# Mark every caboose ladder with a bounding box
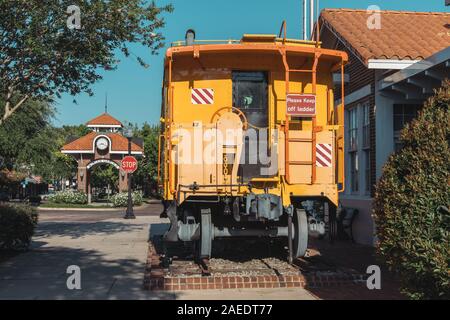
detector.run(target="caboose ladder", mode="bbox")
[280,48,321,185]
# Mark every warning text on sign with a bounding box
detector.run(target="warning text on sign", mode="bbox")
[286,94,316,117]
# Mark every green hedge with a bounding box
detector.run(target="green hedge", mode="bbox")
[373,80,450,300]
[109,191,143,207]
[0,204,38,250]
[47,190,88,204]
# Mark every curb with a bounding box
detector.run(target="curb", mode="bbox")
[147,200,163,204]
[37,200,161,212]
[37,207,123,212]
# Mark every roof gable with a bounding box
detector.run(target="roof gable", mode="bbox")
[86,113,123,127]
[61,132,143,154]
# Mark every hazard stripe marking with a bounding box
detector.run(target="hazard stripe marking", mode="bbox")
[316,144,332,167]
[191,88,214,104]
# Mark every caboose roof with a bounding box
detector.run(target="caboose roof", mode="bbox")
[166,40,348,68]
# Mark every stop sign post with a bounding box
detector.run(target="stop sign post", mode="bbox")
[121,156,138,174]
[122,155,137,220]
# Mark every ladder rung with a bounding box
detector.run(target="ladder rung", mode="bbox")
[289,161,313,166]
[289,69,313,73]
[288,138,312,142]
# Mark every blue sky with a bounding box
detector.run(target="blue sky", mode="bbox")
[54,0,449,127]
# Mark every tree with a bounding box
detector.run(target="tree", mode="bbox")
[132,122,159,196]
[373,80,450,299]
[48,151,77,182]
[0,96,88,184]
[0,0,173,125]
[0,97,55,171]
[90,164,119,192]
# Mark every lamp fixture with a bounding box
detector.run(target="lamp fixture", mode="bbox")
[123,127,133,139]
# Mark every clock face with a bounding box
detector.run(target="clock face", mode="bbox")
[96,137,109,151]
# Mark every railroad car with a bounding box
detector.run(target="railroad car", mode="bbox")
[159,25,348,262]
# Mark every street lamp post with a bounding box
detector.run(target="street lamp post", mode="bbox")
[123,127,136,219]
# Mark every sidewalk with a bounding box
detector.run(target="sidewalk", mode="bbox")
[0,213,317,300]
[0,208,401,300]
[0,215,161,299]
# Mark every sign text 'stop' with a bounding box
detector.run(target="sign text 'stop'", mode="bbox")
[121,156,138,174]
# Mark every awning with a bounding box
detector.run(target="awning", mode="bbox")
[379,47,449,101]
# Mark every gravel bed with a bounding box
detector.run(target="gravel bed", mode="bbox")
[167,256,299,277]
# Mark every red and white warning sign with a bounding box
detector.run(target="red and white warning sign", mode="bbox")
[121,156,138,174]
[316,144,332,168]
[286,94,316,117]
[191,88,214,105]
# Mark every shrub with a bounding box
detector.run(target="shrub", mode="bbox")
[110,191,143,207]
[0,204,38,250]
[27,196,42,205]
[48,190,87,204]
[373,80,450,300]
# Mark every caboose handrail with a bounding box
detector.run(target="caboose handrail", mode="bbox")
[278,20,287,43]
[157,134,164,188]
[171,39,241,47]
[172,38,319,47]
[338,62,346,193]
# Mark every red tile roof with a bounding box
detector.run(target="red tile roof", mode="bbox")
[61,132,143,153]
[320,9,450,64]
[86,113,123,126]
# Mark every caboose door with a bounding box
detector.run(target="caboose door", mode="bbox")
[232,71,271,182]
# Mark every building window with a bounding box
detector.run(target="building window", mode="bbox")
[362,102,371,194]
[348,107,358,193]
[362,102,370,149]
[350,152,359,193]
[348,107,357,151]
[394,104,421,151]
[364,150,370,194]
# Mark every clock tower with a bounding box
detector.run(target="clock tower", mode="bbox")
[61,112,143,203]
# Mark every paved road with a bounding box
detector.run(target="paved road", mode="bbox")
[0,204,316,300]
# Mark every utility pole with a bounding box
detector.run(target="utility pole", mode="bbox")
[310,0,314,39]
[316,0,320,42]
[303,0,307,40]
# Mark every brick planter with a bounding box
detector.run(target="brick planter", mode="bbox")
[143,239,368,292]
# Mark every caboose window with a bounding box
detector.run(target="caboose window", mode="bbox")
[232,71,268,129]
[232,71,269,181]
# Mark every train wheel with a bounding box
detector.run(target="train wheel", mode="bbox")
[293,209,308,258]
[324,202,338,242]
[199,211,213,259]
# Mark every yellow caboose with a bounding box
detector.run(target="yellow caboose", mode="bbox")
[159,26,348,262]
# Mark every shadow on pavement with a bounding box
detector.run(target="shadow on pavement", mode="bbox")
[34,221,144,239]
[307,284,405,300]
[0,245,178,300]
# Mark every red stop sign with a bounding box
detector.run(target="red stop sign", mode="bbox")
[121,156,138,173]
